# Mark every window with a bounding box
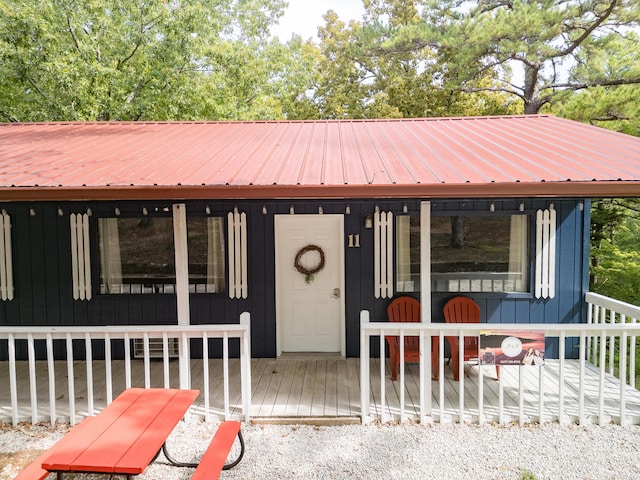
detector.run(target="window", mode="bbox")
[99,217,176,294]
[98,215,227,295]
[187,217,226,294]
[431,215,530,293]
[395,215,421,292]
[395,213,531,294]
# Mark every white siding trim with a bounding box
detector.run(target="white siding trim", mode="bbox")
[535,206,556,299]
[420,201,431,323]
[374,210,394,299]
[228,208,248,299]
[0,210,14,301]
[70,213,92,301]
[172,204,190,325]
[82,213,92,300]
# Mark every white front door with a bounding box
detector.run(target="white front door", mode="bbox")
[275,214,345,355]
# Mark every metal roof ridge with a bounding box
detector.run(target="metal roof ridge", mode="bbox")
[0,114,552,127]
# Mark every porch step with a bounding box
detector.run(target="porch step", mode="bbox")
[251,416,361,426]
[279,352,344,360]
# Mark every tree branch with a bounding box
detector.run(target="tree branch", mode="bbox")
[116,11,164,70]
[558,0,618,58]
[454,84,527,102]
[0,110,18,122]
[27,77,48,100]
[590,114,630,123]
[65,14,83,55]
[117,41,143,70]
[614,199,640,211]
[541,77,640,92]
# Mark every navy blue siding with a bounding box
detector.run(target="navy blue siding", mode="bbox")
[1,198,589,360]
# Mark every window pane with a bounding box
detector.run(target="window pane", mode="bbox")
[187,217,226,294]
[395,215,421,292]
[98,217,175,294]
[431,215,529,293]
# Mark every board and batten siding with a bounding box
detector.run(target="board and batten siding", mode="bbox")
[0,198,589,360]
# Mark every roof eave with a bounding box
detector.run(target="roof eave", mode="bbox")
[0,181,638,202]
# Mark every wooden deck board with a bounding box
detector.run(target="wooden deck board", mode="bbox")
[274,360,302,417]
[310,360,327,417]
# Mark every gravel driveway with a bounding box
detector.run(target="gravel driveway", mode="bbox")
[2,420,640,479]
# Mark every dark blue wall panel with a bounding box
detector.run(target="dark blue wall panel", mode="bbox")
[0,198,589,361]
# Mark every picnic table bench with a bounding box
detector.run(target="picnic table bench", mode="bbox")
[14,388,244,480]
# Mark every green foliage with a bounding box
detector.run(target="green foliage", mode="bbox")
[554,85,640,136]
[590,199,640,305]
[591,241,640,306]
[0,0,288,121]
[1,0,638,124]
[309,1,521,119]
[520,470,538,480]
[386,0,640,115]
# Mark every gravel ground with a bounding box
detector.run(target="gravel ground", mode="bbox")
[2,419,640,480]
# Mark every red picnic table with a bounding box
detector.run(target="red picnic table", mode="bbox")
[41,388,200,478]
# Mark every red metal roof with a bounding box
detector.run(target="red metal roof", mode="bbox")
[1,115,639,201]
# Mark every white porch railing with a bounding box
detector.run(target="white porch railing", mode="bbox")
[0,312,251,426]
[360,293,640,426]
[586,292,638,388]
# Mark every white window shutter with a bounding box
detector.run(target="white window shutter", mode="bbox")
[535,206,556,299]
[0,210,14,301]
[227,208,248,299]
[374,209,394,299]
[70,212,92,301]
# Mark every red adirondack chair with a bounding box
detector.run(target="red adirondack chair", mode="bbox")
[385,296,428,381]
[442,296,499,381]
[384,296,420,380]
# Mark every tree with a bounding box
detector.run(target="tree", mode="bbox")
[311,1,521,119]
[268,35,324,120]
[0,0,287,121]
[590,199,640,305]
[387,0,640,114]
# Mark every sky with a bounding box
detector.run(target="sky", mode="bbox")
[270,0,365,41]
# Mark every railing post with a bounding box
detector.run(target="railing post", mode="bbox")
[631,317,637,390]
[558,331,566,425]
[85,332,94,416]
[46,333,56,425]
[379,330,386,423]
[8,333,18,426]
[518,366,525,426]
[66,333,76,425]
[143,332,151,389]
[438,332,445,423]
[598,329,606,425]
[202,331,210,423]
[478,357,484,425]
[162,332,170,389]
[360,310,370,424]
[608,309,615,376]
[27,333,37,424]
[399,327,405,423]
[179,331,190,390]
[124,333,132,389]
[240,312,252,423]
[578,332,586,425]
[458,330,464,424]
[104,333,113,405]
[223,330,230,420]
[620,330,628,426]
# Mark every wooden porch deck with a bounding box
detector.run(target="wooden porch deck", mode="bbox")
[2,357,640,425]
